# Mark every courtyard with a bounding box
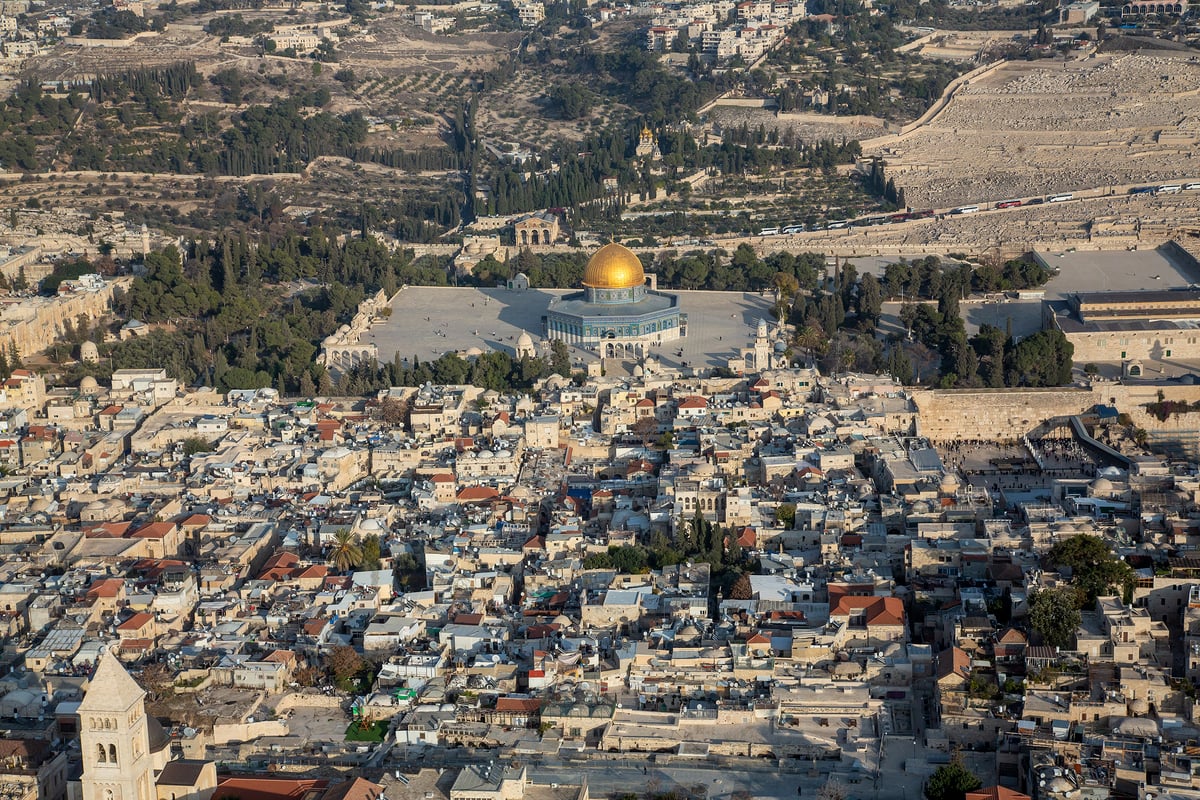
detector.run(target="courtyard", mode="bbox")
[362,287,779,370]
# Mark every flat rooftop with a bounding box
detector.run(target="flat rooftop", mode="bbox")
[1073,288,1200,306]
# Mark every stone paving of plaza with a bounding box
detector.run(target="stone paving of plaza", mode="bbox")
[363,286,779,370]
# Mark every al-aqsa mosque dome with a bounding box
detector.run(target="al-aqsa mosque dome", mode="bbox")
[582,243,646,290]
[544,242,686,359]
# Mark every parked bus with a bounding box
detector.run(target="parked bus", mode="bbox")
[1047,193,1074,203]
[951,205,979,214]
[996,199,1023,209]
[1156,184,1182,194]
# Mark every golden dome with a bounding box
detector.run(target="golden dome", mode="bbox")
[582,243,645,290]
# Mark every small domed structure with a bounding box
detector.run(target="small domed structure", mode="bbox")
[515,331,536,359]
[79,375,100,393]
[1091,476,1115,496]
[79,341,99,363]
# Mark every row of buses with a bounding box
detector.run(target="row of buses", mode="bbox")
[951,193,1074,214]
[758,209,936,236]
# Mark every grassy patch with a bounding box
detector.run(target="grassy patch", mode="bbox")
[345,720,389,742]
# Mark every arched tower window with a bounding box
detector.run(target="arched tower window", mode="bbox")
[109,744,118,764]
[105,789,115,800]
[97,744,107,763]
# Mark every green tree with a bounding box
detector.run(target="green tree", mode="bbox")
[1048,534,1134,602]
[925,761,982,800]
[775,502,796,529]
[325,645,365,691]
[361,534,382,570]
[182,436,212,456]
[1029,586,1083,649]
[328,528,364,572]
[1007,329,1074,387]
[857,272,882,327]
[728,572,752,600]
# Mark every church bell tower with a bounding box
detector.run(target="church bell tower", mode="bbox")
[79,652,156,800]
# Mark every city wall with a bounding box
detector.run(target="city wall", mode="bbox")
[0,277,130,359]
[913,382,1200,452]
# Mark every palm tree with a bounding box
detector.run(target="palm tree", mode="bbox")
[328,529,363,572]
[794,322,827,366]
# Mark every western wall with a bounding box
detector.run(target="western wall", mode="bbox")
[913,382,1200,458]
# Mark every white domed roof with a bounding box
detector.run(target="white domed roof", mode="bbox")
[80,375,99,391]
[517,331,534,347]
[1091,477,1114,494]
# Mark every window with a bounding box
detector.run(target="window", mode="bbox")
[109,744,118,764]
[97,744,107,763]
[1121,351,1127,359]
[1167,350,1172,357]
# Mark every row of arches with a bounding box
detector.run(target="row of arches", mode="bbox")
[519,228,553,245]
[604,342,647,359]
[1122,3,1185,11]
[96,743,118,765]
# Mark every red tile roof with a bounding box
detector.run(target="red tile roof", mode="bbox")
[87,521,132,538]
[119,638,153,651]
[457,486,500,502]
[937,646,971,682]
[117,612,154,630]
[830,595,905,626]
[966,789,1031,800]
[495,697,541,713]
[130,522,175,539]
[213,777,328,800]
[87,578,124,598]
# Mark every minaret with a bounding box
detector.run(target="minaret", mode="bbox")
[79,651,156,800]
[753,319,770,371]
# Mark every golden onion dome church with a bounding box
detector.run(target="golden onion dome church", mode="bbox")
[544,242,686,359]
